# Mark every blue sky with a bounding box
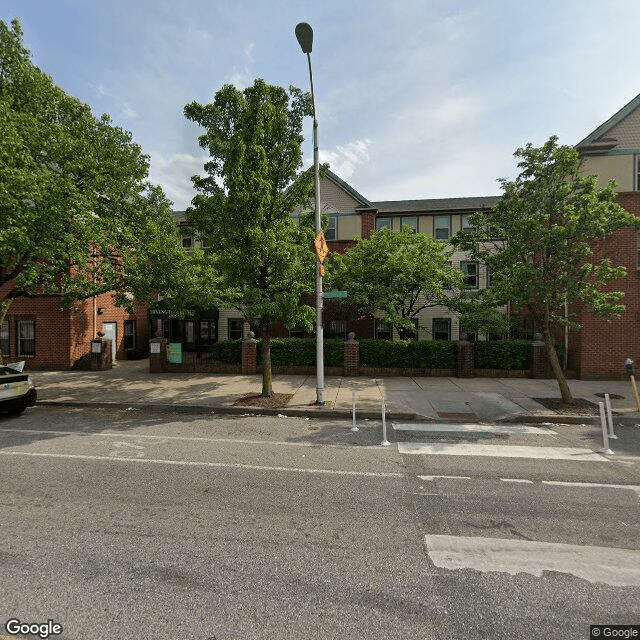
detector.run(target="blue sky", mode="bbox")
[3,0,640,209]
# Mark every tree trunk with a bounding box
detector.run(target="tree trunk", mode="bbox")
[261,317,273,397]
[542,315,573,404]
[0,299,12,364]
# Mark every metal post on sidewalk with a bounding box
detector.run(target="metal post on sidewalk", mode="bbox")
[381,397,390,446]
[604,393,618,440]
[351,390,359,432]
[597,401,613,455]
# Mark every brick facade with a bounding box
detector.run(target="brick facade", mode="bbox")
[572,192,640,379]
[1,284,149,370]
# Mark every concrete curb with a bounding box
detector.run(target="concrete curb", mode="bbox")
[38,399,639,426]
[36,399,420,421]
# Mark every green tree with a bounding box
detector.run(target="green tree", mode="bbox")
[328,226,464,338]
[452,136,638,403]
[0,19,185,358]
[184,79,316,397]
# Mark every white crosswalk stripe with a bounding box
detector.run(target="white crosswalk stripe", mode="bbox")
[398,441,607,460]
[394,422,555,435]
[424,534,640,586]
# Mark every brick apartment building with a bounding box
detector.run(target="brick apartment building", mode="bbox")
[4,92,640,376]
[0,286,148,370]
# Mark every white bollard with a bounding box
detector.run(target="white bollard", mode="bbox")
[381,397,390,446]
[597,401,613,454]
[351,390,359,432]
[604,393,618,439]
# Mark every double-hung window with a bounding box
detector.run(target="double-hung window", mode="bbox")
[461,261,479,288]
[461,214,475,233]
[434,215,451,240]
[432,318,451,341]
[400,216,417,232]
[376,217,392,231]
[325,215,337,241]
[228,319,244,340]
[375,319,393,340]
[17,319,35,357]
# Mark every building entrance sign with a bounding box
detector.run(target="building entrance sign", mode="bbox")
[167,343,182,364]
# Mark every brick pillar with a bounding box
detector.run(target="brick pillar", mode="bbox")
[242,332,257,374]
[90,337,112,370]
[531,333,548,379]
[343,332,359,376]
[149,338,167,373]
[456,334,474,377]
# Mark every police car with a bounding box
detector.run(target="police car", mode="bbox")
[0,365,37,416]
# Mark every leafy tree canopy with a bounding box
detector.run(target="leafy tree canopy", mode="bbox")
[0,19,185,322]
[452,136,639,402]
[328,226,465,338]
[184,79,317,395]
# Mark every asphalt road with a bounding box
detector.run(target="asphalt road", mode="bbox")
[0,406,638,640]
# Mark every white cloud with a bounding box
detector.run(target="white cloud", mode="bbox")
[121,102,137,119]
[318,139,371,180]
[224,41,256,88]
[148,150,209,210]
[92,82,108,98]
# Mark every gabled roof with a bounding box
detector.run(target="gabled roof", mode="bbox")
[577,92,640,150]
[173,210,187,223]
[324,169,375,209]
[373,195,501,214]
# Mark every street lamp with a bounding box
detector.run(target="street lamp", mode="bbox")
[295,21,324,405]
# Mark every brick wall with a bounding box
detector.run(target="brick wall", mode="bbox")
[1,285,150,370]
[1,292,74,369]
[360,212,376,240]
[574,192,640,379]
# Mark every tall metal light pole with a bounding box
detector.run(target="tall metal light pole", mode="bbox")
[295,22,324,405]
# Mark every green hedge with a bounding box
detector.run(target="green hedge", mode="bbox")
[208,337,532,370]
[256,338,344,367]
[209,339,243,363]
[474,340,531,369]
[359,339,457,369]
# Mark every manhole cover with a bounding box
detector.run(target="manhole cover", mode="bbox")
[594,392,625,400]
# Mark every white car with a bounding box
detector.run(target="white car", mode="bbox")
[0,365,37,416]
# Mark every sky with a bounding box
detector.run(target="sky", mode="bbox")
[3,0,640,210]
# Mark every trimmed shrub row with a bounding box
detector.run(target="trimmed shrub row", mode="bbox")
[255,338,344,367]
[474,339,531,370]
[209,339,243,364]
[209,337,533,370]
[359,339,457,369]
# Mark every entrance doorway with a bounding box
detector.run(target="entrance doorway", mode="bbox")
[102,323,117,361]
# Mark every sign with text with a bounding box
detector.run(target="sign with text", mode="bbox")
[167,343,182,364]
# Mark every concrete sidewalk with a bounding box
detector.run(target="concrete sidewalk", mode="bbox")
[29,358,640,424]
